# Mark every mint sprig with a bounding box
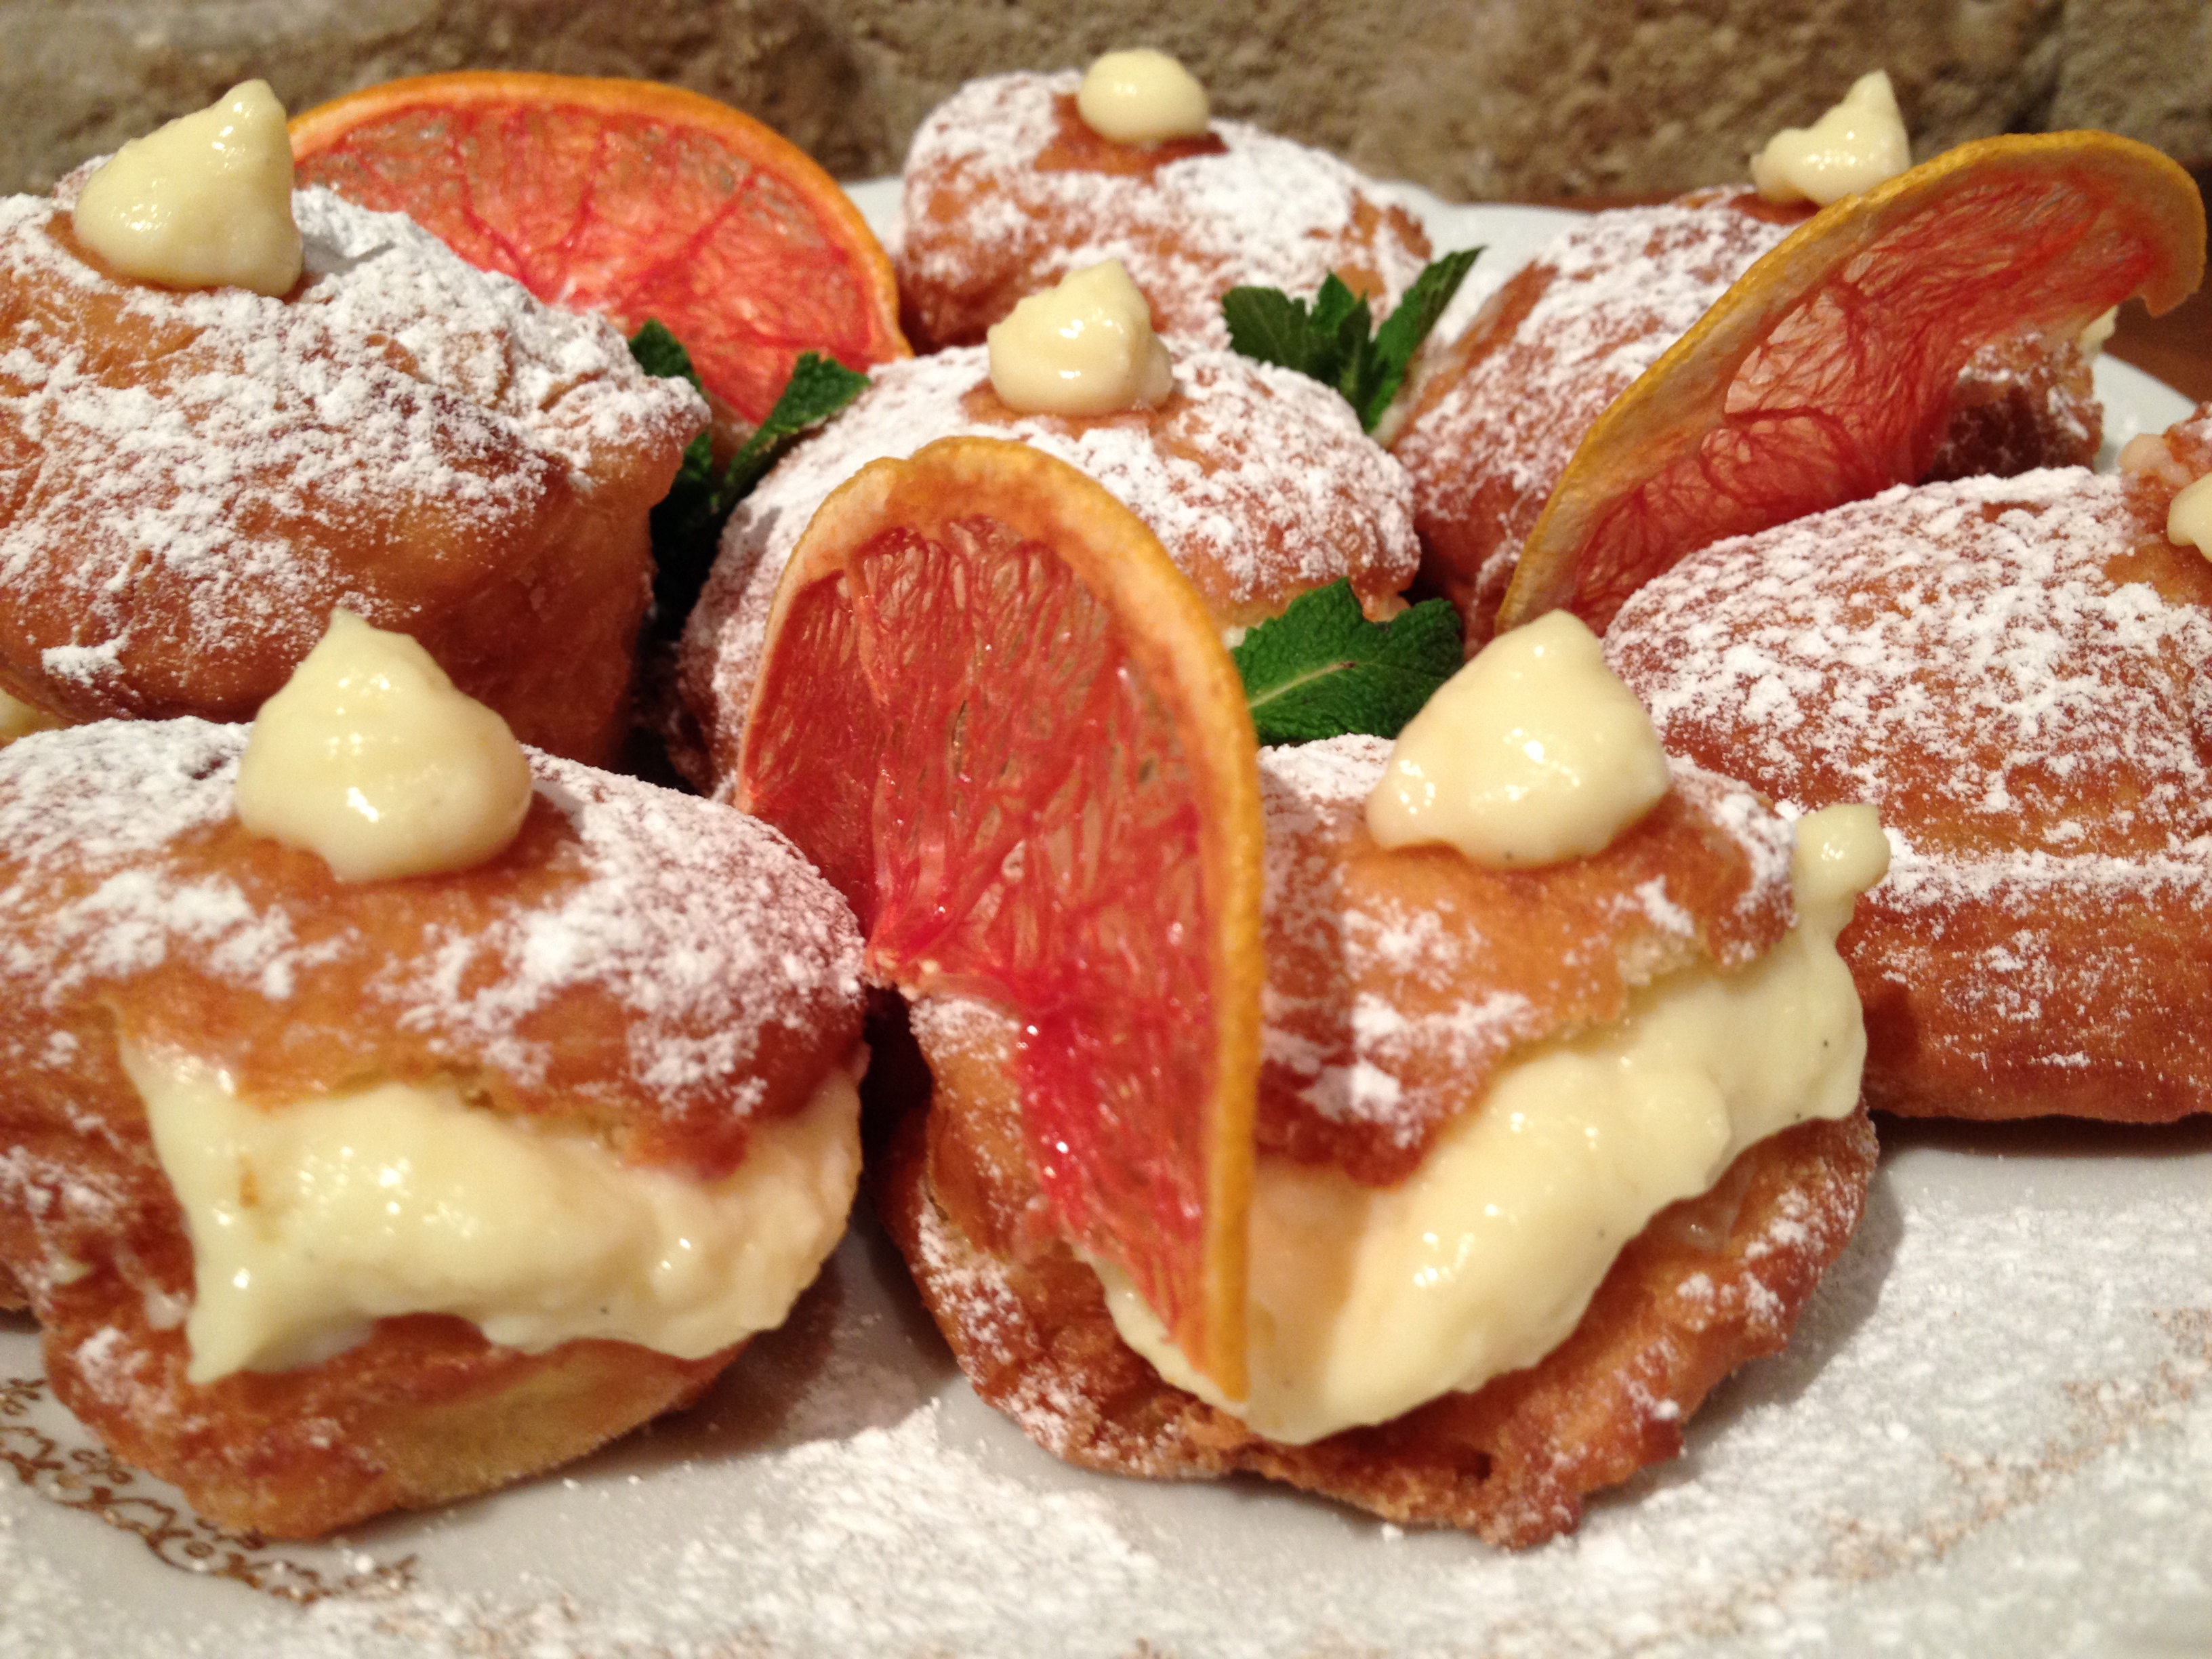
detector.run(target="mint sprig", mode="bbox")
[1221,248,1479,433]
[628,321,869,638]
[1233,579,1462,744]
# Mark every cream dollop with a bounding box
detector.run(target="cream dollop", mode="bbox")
[1366,610,1672,867]
[234,610,534,882]
[1751,70,1912,207]
[1101,800,1889,1443]
[127,1040,865,1384]
[987,260,1175,415]
[2169,473,2212,558]
[71,79,303,298]
[1077,49,1211,144]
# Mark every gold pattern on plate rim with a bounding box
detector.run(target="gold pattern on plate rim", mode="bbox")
[1,1372,416,1605]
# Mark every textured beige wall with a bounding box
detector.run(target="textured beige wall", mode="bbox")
[5,0,2207,199]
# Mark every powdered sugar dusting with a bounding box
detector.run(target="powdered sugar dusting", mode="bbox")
[0,181,701,707]
[5,1131,2207,1656]
[1605,469,2212,876]
[1254,737,1794,1162]
[0,720,861,1126]
[898,70,1432,348]
[1394,192,1797,591]
[679,346,1416,787]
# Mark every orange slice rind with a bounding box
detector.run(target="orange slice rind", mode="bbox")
[737,436,1263,1395]
[290,71,908,426]
[1498,130,2207,634]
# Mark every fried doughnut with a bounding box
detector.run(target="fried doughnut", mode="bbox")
[676,345,1417,787]
[0,718,865,1536]
[1605,432,2212,1120]
[895,71,1433,351]
[0,178,705,762]
[1391,190,2101,642]
[878,736,1879,1544]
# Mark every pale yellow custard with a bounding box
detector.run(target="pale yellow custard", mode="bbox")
[1077,49,1211,144]
[0,687,64,747]
[1367,610,1672,868]
[1101,804,1889,1444]
[2078,307,2119,357]
[127,1040,865,1385]
[2169,474,2212,558]
[987,260,1175,416]
[1752,70,1912,207]
[71,79,303,298]
[234,611,535,882]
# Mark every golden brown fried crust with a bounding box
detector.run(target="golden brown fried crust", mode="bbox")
[0,205,699,764]
[880,1050,1877,1549]
[0,724,865,1535]
[1846,882,2212,1122]
[895,77,1430,352]
[1605,464,2212,1123]
[1256,758,1796,1184]
[0,999,735,1538]
[1391,190,2105,647]
[1923,333,2100,483]
[35,1219,731,1538]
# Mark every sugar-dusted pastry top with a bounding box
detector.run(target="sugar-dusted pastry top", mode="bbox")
[0,180,703,732]
[0,718,863,1186]
[1252,735,1799,1185]
[679,345,1418,788]
[1602,466,2212,1120]
[1605,469,2212,863]
[1391,189,2098,637]
[895,70,1432,351]
[1391,191,1802,619]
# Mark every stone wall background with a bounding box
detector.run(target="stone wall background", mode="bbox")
[4,0,2207,199]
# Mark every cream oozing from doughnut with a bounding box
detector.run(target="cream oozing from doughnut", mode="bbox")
[132,1042,865,1383]
[1098,744,1885,1444]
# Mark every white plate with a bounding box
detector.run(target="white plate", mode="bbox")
[5,191,2209,1659]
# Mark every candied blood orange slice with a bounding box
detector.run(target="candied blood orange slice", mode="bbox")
[289,72,908,425]
[737,437,1264,1394]
[1498,131,2207,634]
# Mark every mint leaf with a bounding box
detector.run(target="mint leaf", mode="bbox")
[1233,579,1462,743]
[1223,286,1326,377]
[723,351,870,500]
[628,326,869,639]
[628,319,704,391]
[1363,247,1481,429]
[1221,248,1481,434]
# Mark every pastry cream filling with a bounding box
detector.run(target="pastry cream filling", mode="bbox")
[71,79,303,298]
[1752,70,1911,207]
[1077,49,1212,144]
[987,260,1175,416]
[1367,611,1673,868]
[2077,307,2118,357]
[0,688,64,747]
[1101,804,1889,1445]
[2167,473,2212,558]
[125,1041,865,1385]
[236,610,535,882]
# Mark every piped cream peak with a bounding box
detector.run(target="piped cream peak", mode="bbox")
[1078,50,1211,145]
[72,79,304,298]
[1752,70,1912,207]
[987,260,1175,416]
[234,610,535,882]
[1367,610,1672,868]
